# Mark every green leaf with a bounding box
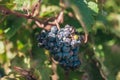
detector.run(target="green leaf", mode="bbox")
[13,0,31,10]
[88,1,99,13]
[5,16,26,39]
[13,0,39,10]
[0,0,14,8]
[40,5,60,17]
[107,13,120,38]
[69,0,95,31]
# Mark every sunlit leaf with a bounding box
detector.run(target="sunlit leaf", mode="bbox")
[88,1,99,13]
[13,0,31,10]
[69,0,95,31]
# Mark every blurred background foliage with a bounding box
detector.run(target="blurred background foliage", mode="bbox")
[0,0,120,80]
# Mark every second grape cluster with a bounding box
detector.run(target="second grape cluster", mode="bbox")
[37,25,83,70]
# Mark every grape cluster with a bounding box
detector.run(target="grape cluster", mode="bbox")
[37,25,83,70]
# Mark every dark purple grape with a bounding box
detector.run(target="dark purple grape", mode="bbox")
[72,60,81,69]
[69,56,79,62]
[37,24,83,70]
[62,46,70,53]
[64,31,70,37]
[57,31,64,40]
[47,42,55,47]
[53,47,61,53]
[63,42,70,47]
[71,41,76,48]
[54,52,62,61]
[37,34,45,42]
[71,40,80,49]
[65,24,71,29]
[47,32,56,41]
[38,42,44,47]
[44,45,50,50]
[64,25,73,32]
[72,47,79,55]
[76,40,81,44]
[63,38,71,43]
[62,52,70,59]
[59,60,66,67]
[51,26,58,34]
[56,41,63,47]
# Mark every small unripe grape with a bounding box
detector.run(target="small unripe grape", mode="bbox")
[74,34,79,40]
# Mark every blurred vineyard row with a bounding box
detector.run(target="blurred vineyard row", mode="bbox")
[0,0,120,80]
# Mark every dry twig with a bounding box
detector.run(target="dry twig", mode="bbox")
[51,58,59,80]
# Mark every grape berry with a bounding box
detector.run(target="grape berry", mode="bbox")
[37,25,83,70]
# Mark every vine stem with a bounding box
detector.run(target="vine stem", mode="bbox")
[0,5,64,31]
[51,58,59,80]
[0,6,43,23]
[35,10,64,30]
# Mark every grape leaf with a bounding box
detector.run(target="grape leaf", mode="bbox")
[88,1,99,13]
[5,15,26,39]
[13,0,31,10]
[13,0,39,11]
[69,0,95,31]
[0,0,14,8]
